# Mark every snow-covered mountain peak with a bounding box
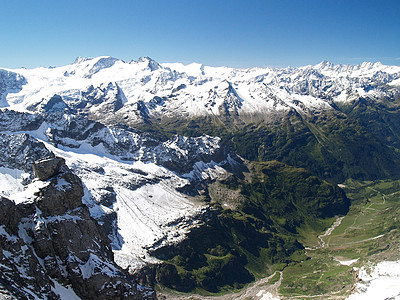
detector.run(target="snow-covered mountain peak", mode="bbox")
[312,60,389,74]
[162,61,207,77]
[73,56,92,64]
[359,61,383,69]
[135,56,161,71]
[81,56,121,78]
[314,60,334,70]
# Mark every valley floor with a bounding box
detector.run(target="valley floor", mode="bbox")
[157,271,282,300]
[157,179,400,300]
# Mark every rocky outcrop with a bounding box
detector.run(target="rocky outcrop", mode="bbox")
[26,94,71,114]
[0,69,26,107]
[0,109,43,132]
[0,156,156,299]
[0,132,52,174]
[32,156,66,181]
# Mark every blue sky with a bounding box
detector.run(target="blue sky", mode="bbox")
[0,0,399,68]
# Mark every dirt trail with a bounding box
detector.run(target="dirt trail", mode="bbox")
[367,187,386,204]
[330,234,384,246]
[305,216,344,251]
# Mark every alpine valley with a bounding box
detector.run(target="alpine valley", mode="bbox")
[1,56,400,299]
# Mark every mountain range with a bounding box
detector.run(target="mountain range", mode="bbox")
[1,56,400,299]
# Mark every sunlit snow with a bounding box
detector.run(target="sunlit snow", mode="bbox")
[347,261,400,300]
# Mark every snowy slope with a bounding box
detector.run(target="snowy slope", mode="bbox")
[0,109,238,271]
[47,143,209,270]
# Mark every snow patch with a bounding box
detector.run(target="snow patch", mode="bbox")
[336,258,358,266]
[0,166,26,197]
[51,278,81,300]
[79,253,118,279]
[0,225,18,242]
[347,261,400,300]
[8,179,49,204]
[256,290,280,300]
[55,178,72,191]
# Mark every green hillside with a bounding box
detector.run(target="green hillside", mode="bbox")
[152,161,349,293]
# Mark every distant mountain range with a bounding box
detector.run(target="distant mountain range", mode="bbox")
[2,56,400,125]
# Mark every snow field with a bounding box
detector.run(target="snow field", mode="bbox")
[347,261,400,300]
[43,141,206,270]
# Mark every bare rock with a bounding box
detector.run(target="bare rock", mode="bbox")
[0,132,52,175]
[0,196,20,233]
[32,156,66,180]
[35,171,84,216]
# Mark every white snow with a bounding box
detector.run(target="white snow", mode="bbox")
[162,62,206,77]
[55,178,72,191]
[183,160,227,181]
[79,253,118,279]
[0,166,26,197]
[46,213,83,224]
[7,179,49,204]
[51,278,81,300]
[336,258,359,266]
[256,290,280,300]
[113,180,202,268]
[347,261,400,300]
[390,78,400,86]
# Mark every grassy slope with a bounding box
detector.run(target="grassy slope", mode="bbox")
[279,179,400,298]
[138,101,400,183]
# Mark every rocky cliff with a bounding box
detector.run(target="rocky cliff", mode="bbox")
[0,156,155,299]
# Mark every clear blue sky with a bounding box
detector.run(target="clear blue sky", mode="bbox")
[0,0,399,68]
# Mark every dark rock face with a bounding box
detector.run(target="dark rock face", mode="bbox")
[26,94,71,114]
[32,156,66,181]
[0,109,43,132]
[0,157,156,299]
[0,197,57,299]
[0,133,52,174]
[0,69,26,107]
[0,196,20,232]
[80,82,124,115]
[35,171,84,216]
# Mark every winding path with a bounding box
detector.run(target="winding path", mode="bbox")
[305,216,344,251]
